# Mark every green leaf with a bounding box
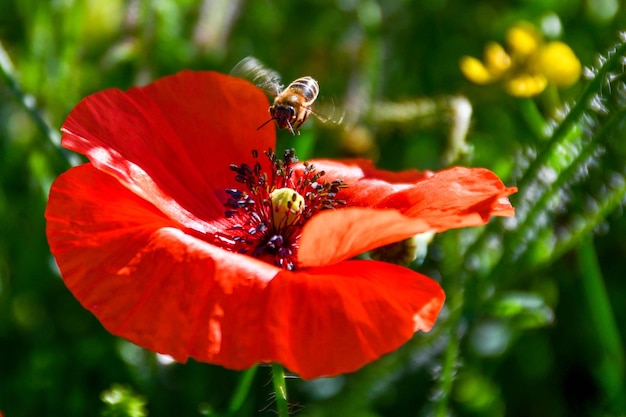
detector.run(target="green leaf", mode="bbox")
[487,292,555,329]
[100,385,148,417]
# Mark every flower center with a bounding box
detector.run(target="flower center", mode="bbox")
[218,148,347,270]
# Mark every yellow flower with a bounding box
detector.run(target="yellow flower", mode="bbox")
[505,74,548,98]
[460,22,581,97]
[460,56,495,84]
[506,23,541,57]
[484,42,512,75]
[537,41,582,87]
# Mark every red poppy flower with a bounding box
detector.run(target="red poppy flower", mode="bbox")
[45,71,516,379]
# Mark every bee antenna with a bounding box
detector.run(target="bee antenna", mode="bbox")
[256,117,298,136]
[257,117,277,131]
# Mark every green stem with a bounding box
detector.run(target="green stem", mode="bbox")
[551,173,626,262]
[433,234,465,416]
[226,367,257,416]
[519,98,548,140]
[0,40,79,166]
[490,103,626,280]
[518,39,626,193]
[271,364,290,417]
[541,83,562,118]
[434,315,460,417]
[577,238,625,409]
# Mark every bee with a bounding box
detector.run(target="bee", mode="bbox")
[231,56,342,135]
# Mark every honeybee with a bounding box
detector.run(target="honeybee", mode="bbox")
[231,56,342,135]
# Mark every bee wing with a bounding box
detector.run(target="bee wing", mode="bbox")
[311,97,345,126]
[230,56,283,97]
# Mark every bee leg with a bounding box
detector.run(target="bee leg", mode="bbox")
[286,120,297,136]
[291,113,308,135]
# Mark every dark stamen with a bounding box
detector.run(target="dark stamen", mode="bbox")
[217,148,347,270]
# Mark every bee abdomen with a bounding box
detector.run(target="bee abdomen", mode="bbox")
[286,77,319,102]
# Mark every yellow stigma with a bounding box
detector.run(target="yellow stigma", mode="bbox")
[270,188,305,227]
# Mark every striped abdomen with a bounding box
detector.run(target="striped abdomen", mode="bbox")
[284,76,319,105]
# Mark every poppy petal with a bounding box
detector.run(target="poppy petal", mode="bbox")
[262,260,445,379]
[46,164,279,368]
[61,71,274,223]
[377,166,517,226]
[46,164,443,379]
[298,208,430,267]
[305,159,425,204]
[298,162,515,267]
[308,159,515,212]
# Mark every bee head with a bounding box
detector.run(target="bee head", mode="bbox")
[257,105,297,135]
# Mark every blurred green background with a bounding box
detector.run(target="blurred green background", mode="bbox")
[1,0,625,416]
